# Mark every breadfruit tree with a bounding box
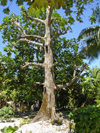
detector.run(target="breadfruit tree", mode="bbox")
[0,0,93,121]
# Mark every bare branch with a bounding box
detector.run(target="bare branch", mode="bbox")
[73,65,80,77]
[56,64,87,90]
[13,21,45,41]
[51,62,58,68]
[52,26,70,40]
[21,34,45,41]
[56,75,77,89]
[13,21,25,34]
[73,69,76,77]
[48,7,53,25]
[24,10,45,24]
[27,16,45,24]
[36,82,44,86]
[16,38,43,46]
[22,62,44,68]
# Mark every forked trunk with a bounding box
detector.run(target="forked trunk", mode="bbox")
[32,6,57,122]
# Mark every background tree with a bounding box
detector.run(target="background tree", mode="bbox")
[78,4,100,60]
[0,51,43,111]
[53,38,87,109]
[80,67,100,105]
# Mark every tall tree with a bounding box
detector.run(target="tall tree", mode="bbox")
[0,0,93,122]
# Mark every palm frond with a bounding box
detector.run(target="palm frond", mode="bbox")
[78,26,100,59]
[78,26,100,40]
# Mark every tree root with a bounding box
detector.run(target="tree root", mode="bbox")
[31,109,63,124]
[31,112,49,123]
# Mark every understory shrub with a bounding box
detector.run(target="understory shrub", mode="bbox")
[0,106,14,119]
[70,105,100,133]
[0,126,18,133]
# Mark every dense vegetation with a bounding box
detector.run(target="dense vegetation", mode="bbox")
[70,105,100,133]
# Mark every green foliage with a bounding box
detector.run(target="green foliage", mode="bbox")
[3,7,10,15]
[54,38,86,109]
[19,118,31,127]
[0,0,31,14]
[51,118,62,125]
[0,0,7,6]
[70,106,100,133]
[29,0,94,23]
[0,9,44,108]
[0,106,14,119]
[0,0,95,25]
[80,67,100,106]
[0,126,18,133]
[0,52,43,109]
[89,4,100,24]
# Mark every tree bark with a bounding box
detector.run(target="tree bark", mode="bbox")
[32,6,57,122]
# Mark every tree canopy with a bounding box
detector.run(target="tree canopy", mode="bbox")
[0,0,94,23]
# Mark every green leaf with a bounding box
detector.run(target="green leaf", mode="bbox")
[3,7,10,14]
[0,0,7,6]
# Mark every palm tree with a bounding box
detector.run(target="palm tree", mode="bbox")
[78,26,100,59]
[78,5,100,59]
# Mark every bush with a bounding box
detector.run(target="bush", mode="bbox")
[0,106,14,119]
[0,126,18,133]
[70,106,100,133]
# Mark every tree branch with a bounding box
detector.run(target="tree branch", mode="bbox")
[56,64,87,89]
[15,38,43,47]
[24,10,45,24]
[36,82,44,86]
[21,34,45,41]
[22,62,44,68]
[48,7,53,25]
[51,62,58,68]
[13,21,45,41]
[13,21,25,34]
[27,16,45,24]
[51,26,70,40]
[56,75,77,89]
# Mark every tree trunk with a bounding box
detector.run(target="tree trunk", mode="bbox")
[32,6,57,122]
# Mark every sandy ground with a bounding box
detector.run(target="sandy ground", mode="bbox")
[0,119,71,133]
[0,118,22,133]
[16,120,70,133]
